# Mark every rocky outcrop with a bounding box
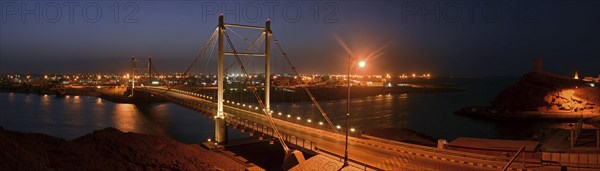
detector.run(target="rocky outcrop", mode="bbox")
[541,89,599,112]
[0,127,220,170]
[492,72,599,114]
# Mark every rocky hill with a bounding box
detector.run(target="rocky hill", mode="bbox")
[492,72,599,114]
[0,127,220,170]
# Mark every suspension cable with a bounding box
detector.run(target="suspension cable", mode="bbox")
[271,34,337,132]
[226,27,254,46]
[224,32,265,73]
[224,30,290,152]
[191,33,219,94]
[201,32,218,76]
[222,30,266,101]
[161,27,218,94]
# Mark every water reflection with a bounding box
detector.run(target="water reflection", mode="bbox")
[41,94,51,108]
[113,103,140,133]
[133,103,169,136]
[92,98,106,128]
[40,94,52,124]
[1,77,555,142]
[0,93,225,143]
[24,94,32,104]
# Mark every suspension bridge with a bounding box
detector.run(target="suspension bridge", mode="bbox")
[127,15,539,170]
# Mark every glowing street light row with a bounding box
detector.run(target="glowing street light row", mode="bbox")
[179,90,357,132]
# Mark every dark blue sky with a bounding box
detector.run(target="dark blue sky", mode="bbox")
[1,0,599,77]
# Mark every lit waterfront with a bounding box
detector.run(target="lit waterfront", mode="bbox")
[2,0,599,169]
[1,76,550,142]
[1,73,435,88]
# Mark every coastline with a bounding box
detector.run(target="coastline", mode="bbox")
[1,84,461,103]
[455,72,600,121]
[456,106,600,121]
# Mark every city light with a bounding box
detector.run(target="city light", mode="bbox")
[2,6,597,171]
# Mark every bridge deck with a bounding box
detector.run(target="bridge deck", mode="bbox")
[138,87,540,170]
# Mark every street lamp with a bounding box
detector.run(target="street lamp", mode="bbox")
[358,60,366,68]
[343,55,365,168]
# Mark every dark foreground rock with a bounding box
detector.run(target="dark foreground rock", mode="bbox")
[0,127,219,170]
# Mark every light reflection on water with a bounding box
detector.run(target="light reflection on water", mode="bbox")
[0,93,245,143]
[113,103,138,133]
[0,77,554,142]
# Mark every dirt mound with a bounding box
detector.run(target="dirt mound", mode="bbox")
[0,127,219,170]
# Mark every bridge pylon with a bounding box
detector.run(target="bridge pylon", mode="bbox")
[215,14,228,144]
[129,56,154,97]
[214,15,305,168]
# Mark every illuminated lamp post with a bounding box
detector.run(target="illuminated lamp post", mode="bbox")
[343,55,365,168]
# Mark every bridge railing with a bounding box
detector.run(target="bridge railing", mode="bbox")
[316,147,383,171]
[141,87,525,169]
[227,115,317,151]
[226,114,382,170]
[151,87,362,137]
[143,90,540,170]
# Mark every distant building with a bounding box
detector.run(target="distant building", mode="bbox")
[533,58,543,73]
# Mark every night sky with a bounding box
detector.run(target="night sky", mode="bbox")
[1,0,599,77]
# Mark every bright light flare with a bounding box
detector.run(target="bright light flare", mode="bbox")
[358,61,366,68]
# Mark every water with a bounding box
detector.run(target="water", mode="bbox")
[1,77,536,142]
[0,93,248,143]
[270,77,520,140]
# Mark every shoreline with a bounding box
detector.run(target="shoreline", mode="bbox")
[456,106,600,121]
[456,72,600,121]
[1,84,461,103]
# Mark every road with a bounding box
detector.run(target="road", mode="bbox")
[139,86,559,171]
